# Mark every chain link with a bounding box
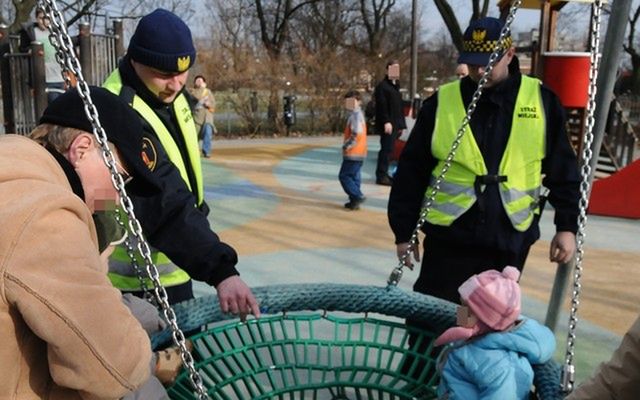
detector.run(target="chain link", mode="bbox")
[114,212,154,302]
[37,1,210,398]
[561,0,603,393]
[388,1,522,286]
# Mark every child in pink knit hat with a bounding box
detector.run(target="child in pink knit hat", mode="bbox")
[434,266,556,400]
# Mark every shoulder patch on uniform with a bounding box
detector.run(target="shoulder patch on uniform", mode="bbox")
[141,137,157,171]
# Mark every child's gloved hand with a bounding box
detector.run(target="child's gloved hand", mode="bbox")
[343,139,354,151]
[155,340,194,386]
[122,293,167,335]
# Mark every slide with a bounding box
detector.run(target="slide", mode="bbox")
[589,158,640,219]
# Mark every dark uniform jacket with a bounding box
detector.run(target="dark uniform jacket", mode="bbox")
[117,57,239,286]
[374,77,407,134]
[388,69,580,254]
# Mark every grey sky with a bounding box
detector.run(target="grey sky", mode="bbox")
[418,0,568,39]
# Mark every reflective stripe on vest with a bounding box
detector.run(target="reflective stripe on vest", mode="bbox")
[107,268,190,290]
[103,70,196,290]
[108,239,190,290]
[426,76,545,232]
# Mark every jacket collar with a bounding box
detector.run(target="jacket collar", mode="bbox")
[384,76,400,89]
[45,144,85,201]
[460,71,521,108]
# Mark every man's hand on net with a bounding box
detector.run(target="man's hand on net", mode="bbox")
[216,276,261,321]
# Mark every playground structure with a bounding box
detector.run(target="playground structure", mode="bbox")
[2,0,637,398]
[500,0,639,178]
[0,20,123,134]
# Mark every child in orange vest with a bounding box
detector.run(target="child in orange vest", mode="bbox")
[340,90,368,210]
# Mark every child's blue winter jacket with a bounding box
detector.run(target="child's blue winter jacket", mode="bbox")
[437,318,555,400]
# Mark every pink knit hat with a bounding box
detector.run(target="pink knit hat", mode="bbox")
[434,266,521,346]
[460,266,521,330]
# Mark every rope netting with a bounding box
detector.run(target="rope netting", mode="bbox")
[152,284,563,400]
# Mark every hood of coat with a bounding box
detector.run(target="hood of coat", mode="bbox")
[471,318,556,364]
[0,135,71,190]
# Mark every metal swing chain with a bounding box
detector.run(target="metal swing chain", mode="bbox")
[115,212,154,301]
[562,0,603,392]
[37,1,210,398]
[388,0,522,286]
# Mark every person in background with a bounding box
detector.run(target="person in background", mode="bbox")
[190,75,216,158]
[103,8,259,320]
[435,267,555,400]
[19,7,67,103]
[339,90,368,210]
[566,314,640,400]
[455,63,469,79]
[0,87,159,399]
[373,60,407,186]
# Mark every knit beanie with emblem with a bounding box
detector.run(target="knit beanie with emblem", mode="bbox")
[458,17,513,66]
[434,266,522,346]
[127,8,196,73]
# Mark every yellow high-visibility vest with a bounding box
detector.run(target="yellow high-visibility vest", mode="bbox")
[426,76,545,232]
[104,70,202,289]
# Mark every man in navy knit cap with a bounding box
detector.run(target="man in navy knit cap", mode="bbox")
[103,9,260,321]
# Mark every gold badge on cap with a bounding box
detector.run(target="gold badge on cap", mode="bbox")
[472,29,487,42]
[141,137,157,171]
[177,56,190,72]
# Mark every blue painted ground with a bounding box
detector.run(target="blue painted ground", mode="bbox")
[191,137,639,385]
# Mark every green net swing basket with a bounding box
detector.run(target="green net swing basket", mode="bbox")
[151,284,563,400]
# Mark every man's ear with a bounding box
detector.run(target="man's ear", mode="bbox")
[67,133,94,166]
[505,47,516,62]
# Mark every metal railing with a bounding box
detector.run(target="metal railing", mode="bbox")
[0,20,124,134]
[607,95,640,167]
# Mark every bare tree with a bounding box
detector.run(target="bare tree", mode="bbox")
[205,0,265,90]
[3,0,38,32]
[623,4,640,94]
[289,0,357,54]
[420,30,458,88]
[254,0,321,60]
[434,0,491,52]
[252,0,321,131]
[324,0,410,85]
[185,0,413,135]
[4,0,107,32]
[353,0,397,58]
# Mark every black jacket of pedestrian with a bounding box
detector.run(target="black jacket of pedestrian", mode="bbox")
[116,56,239,286]
[388,68,580,255]
[374,76,407,134]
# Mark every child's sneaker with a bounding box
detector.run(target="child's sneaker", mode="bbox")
[344,196,366,210]
[344,201,360,210]
[155,340,193,386]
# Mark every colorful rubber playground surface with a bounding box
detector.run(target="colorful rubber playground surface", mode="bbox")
[192,135,640,384]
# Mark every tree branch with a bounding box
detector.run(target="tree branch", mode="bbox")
[434,0,463,52]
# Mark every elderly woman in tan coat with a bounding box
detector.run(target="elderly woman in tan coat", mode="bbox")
[189,75,216,158]
[0,87,163,399]
[566,315,640,400]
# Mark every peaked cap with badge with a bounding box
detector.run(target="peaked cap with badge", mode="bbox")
[127,8,196,73]
[458,17,513,66]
